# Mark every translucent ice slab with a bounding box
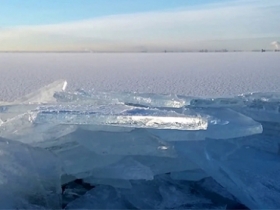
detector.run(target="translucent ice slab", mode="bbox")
[16,80,67,104]
[170,169,209,181]
[189,92,280,123]
[34,104,208,130]
[55,89,187,108]
[49,143,123,177]
[174,140,280,209]
[83,177,132,189]
[0,137,61,209]
[0,79,67,122]
[65,185,127,209]
[185,108,263,139]
[118,175,214,210]
[79,157,154,181]
[64,128,177,157]
[0,112,77,144]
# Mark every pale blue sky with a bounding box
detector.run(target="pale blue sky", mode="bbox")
[0,0,227,26]
[0,0,279,51]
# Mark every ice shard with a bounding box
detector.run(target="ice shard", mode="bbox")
[134,156,200,176]
[15,79,67,104]
[185,108,263,139]
[0,112,77,144]
[34,104,208,130]
[0,79,67,122]
[67,128,177,157]
[65,186,127,209]
[0,137,61,209]
[82,177,132,189]
[79,157,154,181]
[48,143,123,178]
[189,92,280,123]
[55,89,187,108]
[174,140,280,209]
[170,169,209,181]
[118,175,214,210]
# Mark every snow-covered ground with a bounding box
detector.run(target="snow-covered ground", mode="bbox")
[0,52,279,101]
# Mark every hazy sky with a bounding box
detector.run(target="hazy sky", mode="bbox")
[0,0,279,51]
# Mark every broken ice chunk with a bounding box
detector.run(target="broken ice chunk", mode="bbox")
[0,112,77,144]
[235,104,280,123]
[34,104,208,130]
[50,144,123,177]
[83,177,132,189]
[146,128,206,141]
[147,108,262,141]
[65,186,127,209]
[186,108,263,139]
[0,137,61,209]
[81,157,154,181]
[62,180,94,208]
[80,124,134,132]
[70,128,176,157]
[174,140,280,209]
[189,92,280,123]
[55,90,186,108]
[119,175,213,210]
[15,79,67,104]
[170,169,209,181]
[0,80,67,128]
[134,156,200,176]
[190,97,244,108]
[158,179,212,209]
[195,177,237,203]
[239,92,280,102]
[227,121,280,154]
[0,104,39,122]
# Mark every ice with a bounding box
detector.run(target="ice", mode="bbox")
[65,186,127,209]
[1,80,280,209]
[62,180,93,208]
[189,92,280,123]
[0,137,61,209]
[0,113,77,144]
[195,177,237,203]
[34,104,208,130]
[55,89,187,108]
[79,157,154,181]
[227,121,280,154]
[185,108,263,139]
[134,156,200,176]
[67,128,176,157]
[0,104,38,122]
[83,177,132,189]
[49,144,123,177]
[170,169,209,181]
[174,140,280,209]
[239,92,280,102]
[119,175,214,210]
[15,80,67,104]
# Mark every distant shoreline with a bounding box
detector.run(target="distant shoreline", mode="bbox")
[0,50,279,53]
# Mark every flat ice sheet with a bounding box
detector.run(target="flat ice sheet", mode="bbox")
[1,52,280,101]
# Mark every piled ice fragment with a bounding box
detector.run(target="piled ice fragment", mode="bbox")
[0,80,280,209]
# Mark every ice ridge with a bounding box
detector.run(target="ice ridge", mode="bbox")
[0,80,279,209]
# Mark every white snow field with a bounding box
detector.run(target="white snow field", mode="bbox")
[0,53,280,209]
[0,52,280,101]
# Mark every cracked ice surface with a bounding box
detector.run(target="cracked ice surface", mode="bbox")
[0,80,280,209]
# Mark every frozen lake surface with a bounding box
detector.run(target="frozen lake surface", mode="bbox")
[0,52,279,101]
